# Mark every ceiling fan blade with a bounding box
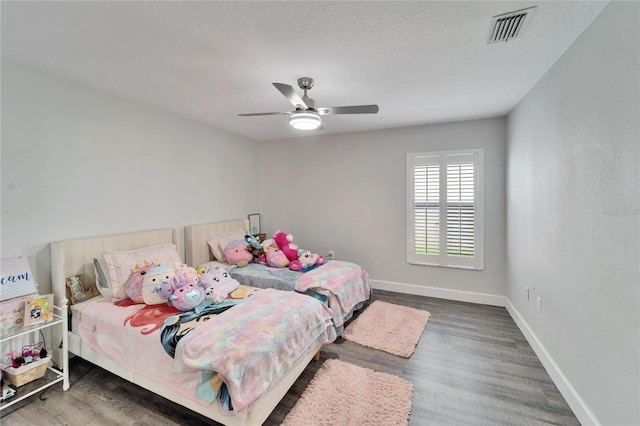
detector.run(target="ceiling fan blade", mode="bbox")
[317,105,379,115]
[238,111,290,117]
[273,83,308,109]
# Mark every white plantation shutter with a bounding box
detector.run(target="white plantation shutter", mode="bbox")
[413,159,440,255]
[407,150,484,270]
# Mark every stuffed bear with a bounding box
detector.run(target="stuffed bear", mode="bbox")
[198,267,240,303]
[224,239,253,267]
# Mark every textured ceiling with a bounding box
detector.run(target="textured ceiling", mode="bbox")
[1,1,607,141]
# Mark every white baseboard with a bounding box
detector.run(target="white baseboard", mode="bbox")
[369,279,598,425]
[370,279,506,306]
[505,299,600,426]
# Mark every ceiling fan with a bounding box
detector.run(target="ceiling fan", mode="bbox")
[238,77,379,130]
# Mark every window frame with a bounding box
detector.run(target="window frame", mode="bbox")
[406,149,484,270]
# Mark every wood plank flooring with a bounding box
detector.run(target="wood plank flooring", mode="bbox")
[1,290,579,425]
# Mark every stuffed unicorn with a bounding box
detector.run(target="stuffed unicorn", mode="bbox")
[297,249,325,271]
[125,261,159,303]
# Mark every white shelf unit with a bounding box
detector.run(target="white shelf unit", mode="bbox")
[0,303,69,411]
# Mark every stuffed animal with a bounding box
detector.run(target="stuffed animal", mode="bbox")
[261,238,276,251]
[272,232,299,262]
[169,283,205,311]
[154,280,175,301]
[244,234,265,262]
[125,261,158,303]
[272,231,324,272]
[224,240,253,267]
[265,248,290,268]
[198,267,240,303]
[141,265,176,305]
[173,264,200,288]
[297,249,325,271]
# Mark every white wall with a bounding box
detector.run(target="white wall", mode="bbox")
[260,117,507,303]
[506,2,639,425]
[1,62,261,294]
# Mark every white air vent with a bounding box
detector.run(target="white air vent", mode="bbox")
[487,6,537,44]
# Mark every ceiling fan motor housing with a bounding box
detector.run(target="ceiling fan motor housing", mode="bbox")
[297,77,314,90]
[297,77,316,109]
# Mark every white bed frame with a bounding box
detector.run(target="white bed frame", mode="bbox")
[50,226,321,426]
[184,219,248,267]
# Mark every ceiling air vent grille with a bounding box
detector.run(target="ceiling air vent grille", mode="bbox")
[488,6,536,44]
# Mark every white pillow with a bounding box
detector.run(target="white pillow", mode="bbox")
[101,243,182,300]
[207,230,246,263]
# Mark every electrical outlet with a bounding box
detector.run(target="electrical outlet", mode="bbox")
[328,251,335,259]
[525,287,530,301]
[537,296,542,313]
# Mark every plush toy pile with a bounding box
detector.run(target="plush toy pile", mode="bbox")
[268,231,324,271]
[123,229,324,312]
[217,230,324,272]
[124,263,239,312]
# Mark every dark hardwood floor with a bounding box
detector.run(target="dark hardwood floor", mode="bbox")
[1,290,579,425]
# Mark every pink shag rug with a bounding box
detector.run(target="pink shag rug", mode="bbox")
[282,359,413,426]
[342,300,431,358]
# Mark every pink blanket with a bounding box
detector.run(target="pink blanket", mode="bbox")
[175,289,337,417]
[73,297,209,404]
[295,260,371,327]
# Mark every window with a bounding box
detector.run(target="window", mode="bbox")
[407,149,484,270]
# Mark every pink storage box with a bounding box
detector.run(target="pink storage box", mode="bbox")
[0,297,26,336]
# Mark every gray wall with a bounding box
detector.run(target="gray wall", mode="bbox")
[1,62,261,293]
[260,117,507,302]
[506,2,639,425]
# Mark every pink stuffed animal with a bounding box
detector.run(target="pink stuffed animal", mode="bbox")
[125,262,158,303]
[224,240,253,267]
[297,249,325,271]
[198,267,240,303]
[273,231,305,270]
[173,264,199,288]
[272,232,299,261]
[265,248,290,268]
[169,283,205,311]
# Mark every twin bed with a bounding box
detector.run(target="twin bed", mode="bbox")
[50,220,371,425]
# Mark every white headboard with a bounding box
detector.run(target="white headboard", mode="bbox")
[50,228,178,308]
[184,219,248,268]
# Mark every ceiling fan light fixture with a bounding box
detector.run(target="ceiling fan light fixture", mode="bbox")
[289,111,321,130]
